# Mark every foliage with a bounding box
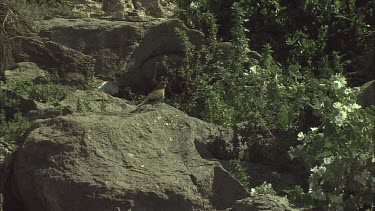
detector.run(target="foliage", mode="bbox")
[1,78,70,154]
[289,74,374,210]
[229,159,250,188]
[170,0,374,209]
[175,0,374,84]
[250,181,276,196]
[5,80,70,106]
[0,111,31,148]
[0,82,31,152]
[22,0,82,19]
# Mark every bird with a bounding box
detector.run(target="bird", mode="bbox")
[137,80,167,106]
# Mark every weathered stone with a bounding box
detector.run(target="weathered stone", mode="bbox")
[7,103,249,210]
[4,62,47,83]
[12,37,95,87]
[97,81,120,96]
[125,19,204,92]
[227,195,299,211]
[357,80,375,108]
[0,88,38,117]
[39,18,204,93]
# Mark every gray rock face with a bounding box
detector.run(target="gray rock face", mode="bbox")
[4,62,47,83]
[357,80,375,108]
[13,37,95,87]
[39,18,204,92]
[8,103,248,211]
[227,195,299,211]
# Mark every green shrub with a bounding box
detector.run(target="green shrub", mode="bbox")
[170,1,374,209]
[229,159,250,188]
[5,80,70,106]
[22,0,83,19]
[175,0,374,83]
[289,74,374,210]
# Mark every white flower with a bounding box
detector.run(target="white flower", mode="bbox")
[297,132,305,141]
[189,2,198,9]
[323,156,334,165]
[310,127,318,132]
[335,110,347,126]
[350,103,361,110]
[250,188,256,196]
[344,88,352,95]
[331,74,347,90]
[333,102,343,109]
[311,165,326,177]
[250,65,257,73]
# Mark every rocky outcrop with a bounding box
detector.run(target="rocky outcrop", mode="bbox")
[0,85,300,211]
[39,18,204,92]
[5,102,248,211]
[4,62,47,83]
[13,37,95,87]
[227,195,298,211]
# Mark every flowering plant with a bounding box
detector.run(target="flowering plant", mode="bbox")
[289,74,374,210]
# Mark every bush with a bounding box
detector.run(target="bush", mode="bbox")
[175,0,374,84]
[5,80,70,106]
[169,1,374,209]
[289,74,374,209]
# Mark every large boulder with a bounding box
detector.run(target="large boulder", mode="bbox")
[39,17,162,79]
[5,102,249,210]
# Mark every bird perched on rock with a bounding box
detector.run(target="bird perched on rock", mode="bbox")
[137,80,167,106]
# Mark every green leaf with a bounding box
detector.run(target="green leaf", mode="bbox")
[278,105,291,130]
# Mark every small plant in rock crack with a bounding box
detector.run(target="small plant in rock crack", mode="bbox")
[5,80,70,106]
[250,181,276,196]
[0,81,32,149]
[229,159,250,189]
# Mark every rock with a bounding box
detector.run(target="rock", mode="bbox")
[12,37,95,87]
[126,19,204,92]
[227,195,299,211]
[102,0,175,18]
[59,90,133,113]
[6,103,249,210]
[0,88,38,118]
[97,81,119,96]
[4,62,47,83]
[39,17,159,78]
[39,18,204,92]
[25,105,74,121]
[357,80,375,108]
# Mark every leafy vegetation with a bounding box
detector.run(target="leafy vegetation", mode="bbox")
[166,0,374,209]
[22,0,84,19]
[5,80,70,106]
[0,79,70,154]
